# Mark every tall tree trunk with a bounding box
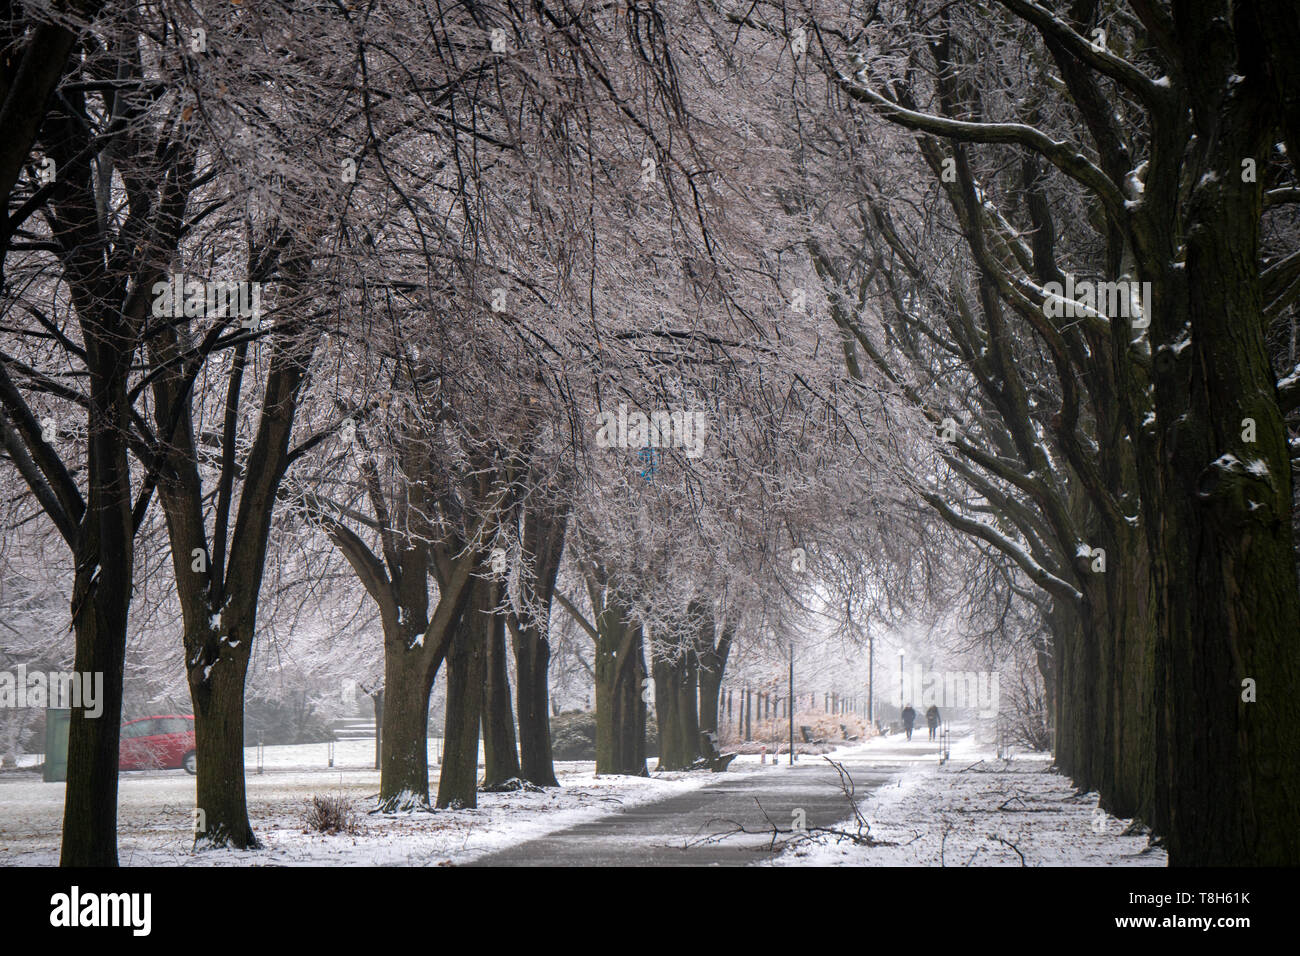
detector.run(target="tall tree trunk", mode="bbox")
[594,640,618,772]
[513,632,559,787]
[1103,529,1157,825]
[1127,20,1300,861]
[437,577,491,809]
[1160,205,1300,864]
[509,500,566,787]
[594,614,648,776]
[60,560,130,866]
[344,544,476,811]
[698,665,724,741]
[696,610,733,748]
[652,639,700,771]
[378,636,437,811]
[627,626,648,774]
[190,633,257,849]
[1049,600,1085,784]
[59,325,135,867]
[482,608,521,788]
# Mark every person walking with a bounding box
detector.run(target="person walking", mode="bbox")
[926,704,940,741]
[901,704,916,741]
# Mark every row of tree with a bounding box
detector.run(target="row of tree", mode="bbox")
[2,0,1297,867]
[746,0,1300,865]
[0,0,897,862]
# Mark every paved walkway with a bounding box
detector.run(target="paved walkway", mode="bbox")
[467,733,948,866]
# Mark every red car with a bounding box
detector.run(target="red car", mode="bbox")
[119,715,197,774]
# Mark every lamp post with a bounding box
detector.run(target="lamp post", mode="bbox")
[788,643,795,765]
[867,629,874,729]
[899,650,905,711]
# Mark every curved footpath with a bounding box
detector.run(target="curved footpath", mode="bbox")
[465,734,944,866]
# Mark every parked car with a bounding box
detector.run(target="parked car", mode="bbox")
[119,715,196,774]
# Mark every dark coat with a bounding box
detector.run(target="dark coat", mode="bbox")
[901,706,916,728]
[926,705,940,727]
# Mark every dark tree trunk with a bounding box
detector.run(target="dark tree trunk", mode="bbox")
[342,517,475,811]
[698,666,723,740]
[437,577,491,809]
[60,557,130,866]
[652,640,700,771]
[1048,600,1083,784]
[188,356,312,842]
[593,634,619,773]
[697,614,733,746]
[509,498,566,787]
[0,19,79,206]
[58,304,137,866]
[1103,531,1156,824]
[482,607,521,788]
[594,612,647,776]
[190,635,257,849]
[1034,636,1054,749]
[628,628,648,772]
[513,634,559,787]
[1123,13,1300,861]
[1158,205,1300,864]
[378,637,437,811]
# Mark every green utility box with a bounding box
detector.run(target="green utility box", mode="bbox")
[43,707,71,782]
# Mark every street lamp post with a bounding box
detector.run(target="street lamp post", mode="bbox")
[788,644,794,765]
[899,650,905,712]
[867,629,874,730]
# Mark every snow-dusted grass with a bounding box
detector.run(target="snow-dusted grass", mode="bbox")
[0,731,1167,867]
[770,729,1167,867]
[0,742,719,866]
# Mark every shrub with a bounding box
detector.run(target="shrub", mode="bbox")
[550,709,596,760]
[302,794,362,835]
[245,694,333,745]
[549,709,659,760]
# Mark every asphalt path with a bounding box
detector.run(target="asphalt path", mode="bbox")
[467,737,943,866]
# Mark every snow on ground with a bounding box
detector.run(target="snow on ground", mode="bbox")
[0,732,1167,867]
[770,727,1167,867]
[0,739,724,866]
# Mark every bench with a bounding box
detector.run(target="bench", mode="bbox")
[698,731,738,772]
[799,725,826,745]
[840,723,860,741]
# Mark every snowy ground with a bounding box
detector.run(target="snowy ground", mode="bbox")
[0,739,725,866]
[0,731,1168,866]
[0,740,820,866]
[769,728,1167,867]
